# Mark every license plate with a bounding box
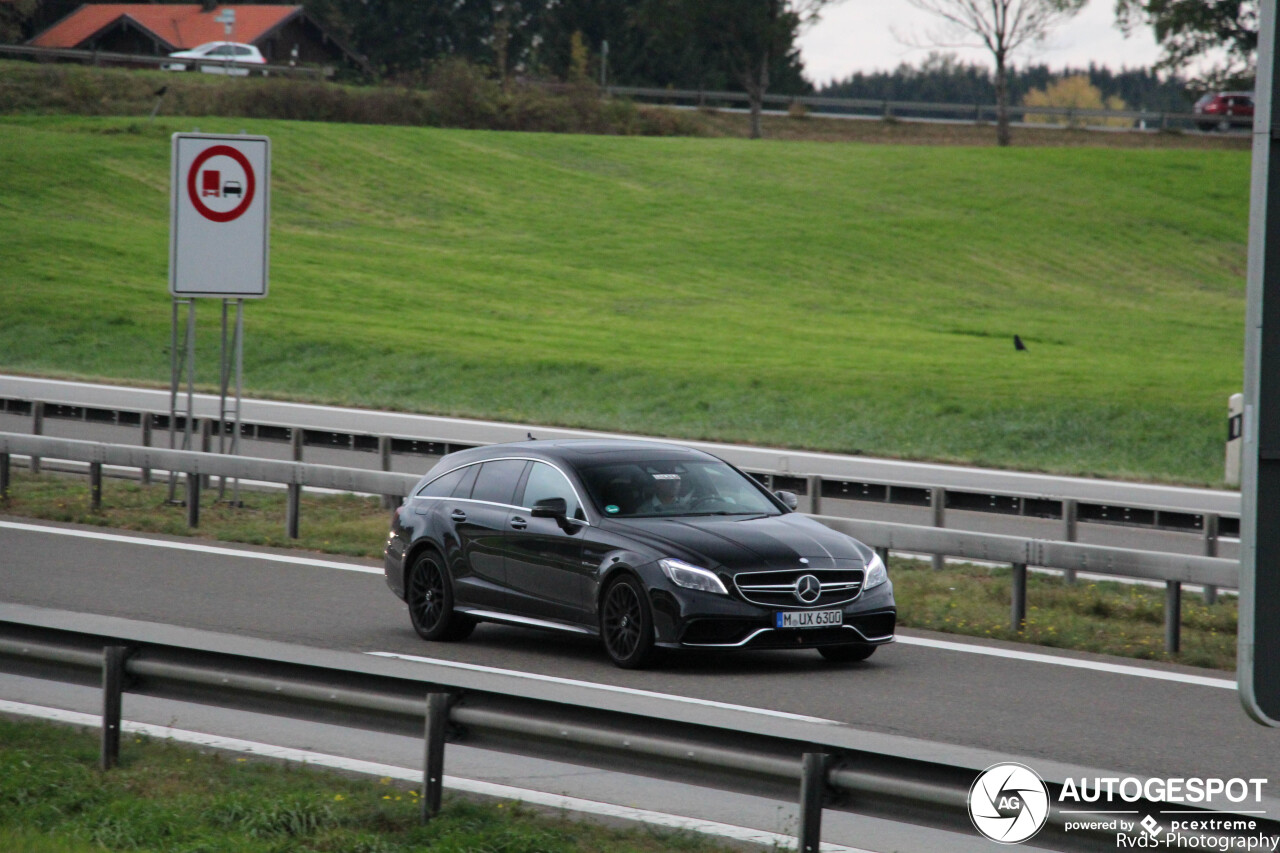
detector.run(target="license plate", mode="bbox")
[776,610,842,629]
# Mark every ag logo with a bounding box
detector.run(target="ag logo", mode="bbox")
[968,763,1050,844]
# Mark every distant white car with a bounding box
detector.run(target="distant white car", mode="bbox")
[164,42,266,76]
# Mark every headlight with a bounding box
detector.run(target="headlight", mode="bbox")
[863,552,888,590]
[658,558,728,595]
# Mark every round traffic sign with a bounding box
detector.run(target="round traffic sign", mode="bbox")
[186,144,256,223]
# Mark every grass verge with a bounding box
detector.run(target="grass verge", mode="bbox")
[0,112,1251,485]
[0,471,1238,671]
[0,717,740,853]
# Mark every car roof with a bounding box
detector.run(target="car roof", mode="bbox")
[437,438,718,470]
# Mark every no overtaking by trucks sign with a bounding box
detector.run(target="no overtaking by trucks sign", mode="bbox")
[170,133,270,298]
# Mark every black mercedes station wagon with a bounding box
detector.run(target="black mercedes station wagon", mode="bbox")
[384,439,896,668]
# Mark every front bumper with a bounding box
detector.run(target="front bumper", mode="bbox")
[650,578,896,650]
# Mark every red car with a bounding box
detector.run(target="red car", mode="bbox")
[1194,91,1253,131]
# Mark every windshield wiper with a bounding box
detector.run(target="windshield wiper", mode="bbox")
[684,511,768,517]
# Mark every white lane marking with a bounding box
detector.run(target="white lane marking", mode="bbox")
[369,651,841,725]
[0,520,381,574]
[0,699,872,853]
[894,635,1237,690]
[3,519,1238,691]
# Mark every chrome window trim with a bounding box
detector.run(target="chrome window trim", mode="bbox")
[413,456,593,526]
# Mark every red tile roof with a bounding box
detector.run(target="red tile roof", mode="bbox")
[31,5,302,51]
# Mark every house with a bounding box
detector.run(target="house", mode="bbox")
[29,4,366,72]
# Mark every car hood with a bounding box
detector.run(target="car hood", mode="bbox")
[603,512,871,570]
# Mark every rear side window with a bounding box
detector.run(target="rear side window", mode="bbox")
[417,467,465,498]
[470,460,527,506]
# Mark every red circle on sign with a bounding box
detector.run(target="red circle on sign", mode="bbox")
[187,145,256,223]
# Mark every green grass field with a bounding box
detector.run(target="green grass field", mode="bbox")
[0,114,1250,483]
[0,718,737,853]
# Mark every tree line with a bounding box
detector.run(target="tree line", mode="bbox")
[1,0,1258,143]
[818,53,1193,113]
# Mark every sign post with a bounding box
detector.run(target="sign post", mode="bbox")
[169,133,270,505]
[1240,0,1280,726]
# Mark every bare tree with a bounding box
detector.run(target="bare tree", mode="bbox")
[905,0,1087,145]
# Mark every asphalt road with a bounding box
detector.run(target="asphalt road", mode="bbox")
[1,516,1275,803]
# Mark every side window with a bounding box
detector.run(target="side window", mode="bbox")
[470,460,527,506]
[416,467,465,498]
[521,462,584,520]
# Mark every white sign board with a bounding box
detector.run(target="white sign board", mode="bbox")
[170,133,270,298]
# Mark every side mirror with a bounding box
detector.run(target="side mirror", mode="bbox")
[774,490,799,511]
[531,497,568,520]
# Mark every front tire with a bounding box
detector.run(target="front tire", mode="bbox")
[818,644,876,662]
[407,551,475,642]
[600,575,657,669]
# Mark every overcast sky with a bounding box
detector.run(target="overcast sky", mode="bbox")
[797,0,1164,86]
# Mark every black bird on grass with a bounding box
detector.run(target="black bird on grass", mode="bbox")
[1014,334,1027,351]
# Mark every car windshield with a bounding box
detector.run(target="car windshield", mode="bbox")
[577,458,780,518]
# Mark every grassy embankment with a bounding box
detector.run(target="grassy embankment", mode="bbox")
[0,717,738,853]
[0,471,1239,671]
[0,114,1250,484]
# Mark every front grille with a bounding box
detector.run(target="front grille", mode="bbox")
[734,568,863,607]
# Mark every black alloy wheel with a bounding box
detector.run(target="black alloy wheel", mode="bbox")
[818,644,876,662]
[600,575,656,669]
[407,551,475,641]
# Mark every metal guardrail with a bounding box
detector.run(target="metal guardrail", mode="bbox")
[0,431,417,536]
[0,393,1243,537]
[606,84,1251,133]
[0,431,1241,652]
[0,44,331,78]
[1,604,1271,852]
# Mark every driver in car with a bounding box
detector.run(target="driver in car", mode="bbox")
[640,473,693,514]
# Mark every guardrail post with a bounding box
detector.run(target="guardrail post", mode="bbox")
[422,692,450,822]
[1165,581,1182,653]
[0,452,9,499]
[140,416,152,486]
[1062,499,1078,584]
[186,471,199,528]
[101,645,129,771]
[287,482,301,539]
[1011,563,1027,630]
[291,428,303,462]
[90,461,102,511]
[200,419,212,489]
[798,752,828,853]
[1203,514,1220,604]
[807,475,822,515]
[30,401,43,475]
[931,487,945,571]
[875,546,890,569]
[380,436,395,510]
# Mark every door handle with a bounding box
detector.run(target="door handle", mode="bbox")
[450,509,467,523]
[510,516,528,530]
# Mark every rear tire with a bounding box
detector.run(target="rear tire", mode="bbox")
[600,575,657,669]
[407,551,475,641]
[818,644,876,662]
